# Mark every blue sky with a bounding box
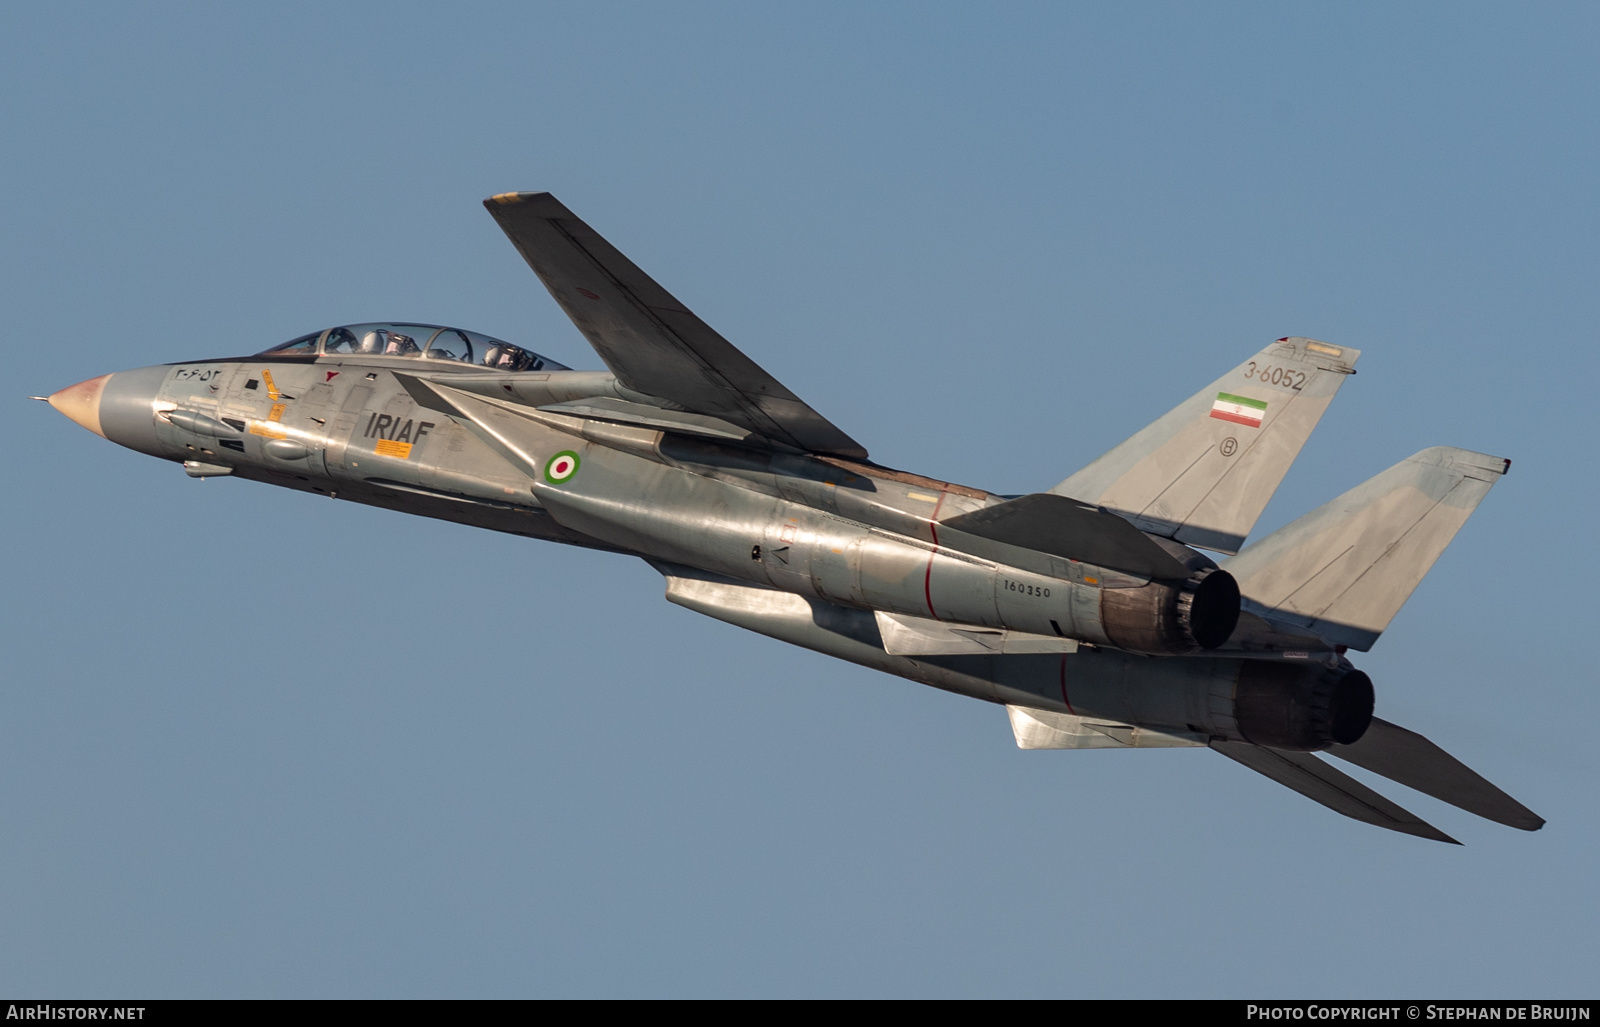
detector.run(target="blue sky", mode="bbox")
[2,2,1596,997]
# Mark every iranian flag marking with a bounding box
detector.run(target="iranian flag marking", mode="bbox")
[1210,392,1268,428]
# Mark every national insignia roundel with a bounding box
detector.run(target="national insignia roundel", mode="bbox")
[545,450,580,483]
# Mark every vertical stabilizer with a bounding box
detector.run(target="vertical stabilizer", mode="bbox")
[1224,447,1508,651]
[1052,337,1359,554]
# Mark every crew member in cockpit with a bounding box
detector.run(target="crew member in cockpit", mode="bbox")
[357,328,420,356]
[324,327,358,354]
[383,331,419,356]
[485,344,528,370]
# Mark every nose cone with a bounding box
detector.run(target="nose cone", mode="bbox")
[48,374,112,438]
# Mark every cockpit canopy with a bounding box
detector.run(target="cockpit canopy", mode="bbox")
[257,323,570,372]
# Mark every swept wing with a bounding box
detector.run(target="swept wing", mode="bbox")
[484,191,866,458]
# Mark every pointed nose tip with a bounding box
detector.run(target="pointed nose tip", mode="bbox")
[48,374,112,438]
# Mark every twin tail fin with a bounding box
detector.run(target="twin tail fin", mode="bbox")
[1052,337,1359,555]
[1223,446,1508,652]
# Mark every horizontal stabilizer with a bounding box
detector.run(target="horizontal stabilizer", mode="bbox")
[1329,718,1544,831]
[877,611,1079,655]
[1053,337,1360,554]
[1211,740,1459,843]
[1008,705,1203,749]
[939,493,1191,580]
[1224,447,1508,651]
[484,191,866,458]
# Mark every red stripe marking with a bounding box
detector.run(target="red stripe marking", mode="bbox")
[1209,409,1263,428]
[923,489,948,620]
[1059,653,1075,715]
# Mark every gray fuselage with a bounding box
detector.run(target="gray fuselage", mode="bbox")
[54,344,1362,754]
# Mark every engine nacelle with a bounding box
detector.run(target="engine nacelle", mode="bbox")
[1099,567,1241,654]
[1234,661,1374,750]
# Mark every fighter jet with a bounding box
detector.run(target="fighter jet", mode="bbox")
[38,192,1541,843]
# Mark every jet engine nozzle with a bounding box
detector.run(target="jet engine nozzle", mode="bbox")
[1098,568,1242,655]
[1234,662,1374,751]
[1177,567,1240,650]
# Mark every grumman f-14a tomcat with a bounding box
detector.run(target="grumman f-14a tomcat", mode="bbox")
[38,191,1542,843]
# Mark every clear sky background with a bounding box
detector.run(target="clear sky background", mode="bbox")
[2,1,1595,998]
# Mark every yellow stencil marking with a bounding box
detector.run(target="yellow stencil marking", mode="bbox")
[374,439,413,459]
[249,423,287,440]
[907,492,940,503]
[260,368,281,400]
[266,403,285,423]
